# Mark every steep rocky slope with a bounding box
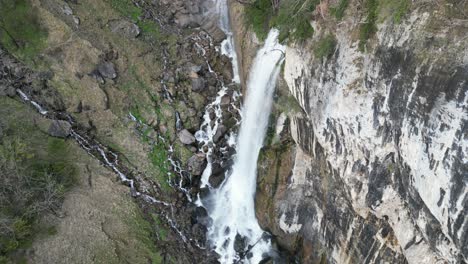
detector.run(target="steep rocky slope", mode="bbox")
[0,0,238,262]
[231,0,467,263]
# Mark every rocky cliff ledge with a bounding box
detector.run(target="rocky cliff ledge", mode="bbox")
[231,0,467,263]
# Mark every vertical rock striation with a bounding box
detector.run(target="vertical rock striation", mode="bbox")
[231,1,467,263]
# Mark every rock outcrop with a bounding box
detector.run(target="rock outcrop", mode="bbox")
[231,0,467,263]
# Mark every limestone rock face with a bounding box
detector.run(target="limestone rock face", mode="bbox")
[235,1,468,263]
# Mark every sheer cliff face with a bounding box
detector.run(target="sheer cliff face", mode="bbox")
[244,2,468,264]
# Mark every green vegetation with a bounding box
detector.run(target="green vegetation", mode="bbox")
[108,0,162,41]
[0,136,77,260]
[330,0,349,21]
[0,98,78,261]
[149,141,171,191]
[245,0,317,42]
[151,214,168,241]
[314,34,336,59]
[0,0,47,62]
[108,0,142,21]
[138,20,161,40]
[359,0,379,52]
[276,93,303,114]
[125,208,164,264]
[245,0,273,40]
[386,0,410,23]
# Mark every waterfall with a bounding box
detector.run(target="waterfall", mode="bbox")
[216,0,240,83]
[202,29,285,263]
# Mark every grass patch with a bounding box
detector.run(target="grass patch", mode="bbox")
[0,0,47,62]
[137,20,161,40]
[314,34,336,59]
[393,0,411,24]
[330,0,349,21]
[108,0,142,21]
[359,0,379,52]
[126,208,164,264]
[149,141,171,192]
[151,214,168,241]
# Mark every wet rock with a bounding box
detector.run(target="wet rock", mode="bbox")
[191,77,206,92]
[187,153,207,176]
[48,120,72,138]
[109,19,140,39]
[178,129,196,145]
[97,61,117,79]
[213,124,227,142]
[208,162,225,188]
[192,206,212,226]
[220,94,231,106]
[201,19,226,44]
[234,233,247,252]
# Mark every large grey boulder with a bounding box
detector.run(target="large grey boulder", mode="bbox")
[187,153,207,176]
[213,124,227,143]
[191,77,206,92]
[109,19,140,38]
[48,120,72,138]
[97,61,117,79]
[178,129,196,144]
[201,19,226,44]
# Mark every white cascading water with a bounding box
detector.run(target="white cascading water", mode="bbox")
[202,29,285,263]
[215,0,240,84]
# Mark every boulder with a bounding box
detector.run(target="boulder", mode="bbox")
[234,233,247,252]
[201,19,226,44]
[187,153,207,176]
[220,94,231,106]
[109,19,140,38]
[97,61,117,79]
[213,124,227,143]
[48,120,72,138]
[178,129,196,144]
[208,162,225,188]
[0,85,16,97]
[191,77,206,92]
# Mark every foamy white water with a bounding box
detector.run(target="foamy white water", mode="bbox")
[216,0,240,83]
[202,29,285,263]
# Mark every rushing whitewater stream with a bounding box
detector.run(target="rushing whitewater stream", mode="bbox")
[200,24,285,262]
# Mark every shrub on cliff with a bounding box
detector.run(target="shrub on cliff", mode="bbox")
[314,34,337,59]
[245,0,317,42]
[0,136,76,261]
